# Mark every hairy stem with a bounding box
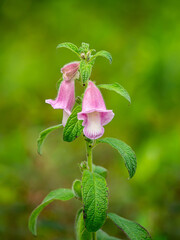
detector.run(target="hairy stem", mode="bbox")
[86,141,97,239]
[86,141,93,172]
[92,232,97,240]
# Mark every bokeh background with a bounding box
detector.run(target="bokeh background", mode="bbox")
[0,0,180,239]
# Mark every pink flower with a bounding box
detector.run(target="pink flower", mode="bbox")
[61,61,80,81]
[78,81,114,139]
[45,80,75,126]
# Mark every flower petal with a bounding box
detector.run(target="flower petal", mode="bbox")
[62,110,71,127]
[81,81,106,112]
[45,80,75,113]
[83,112,104,139]
[100,110,115,126]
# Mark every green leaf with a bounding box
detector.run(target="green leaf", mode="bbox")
[98,83,131,103]
[57,42,80,57]
[97,138,136,178]
[63,105,83,142]
[79,60,92,84]
[82,42,90,52]
[82,170,108,232]
[91,50,112,64]
[75,209,92,240]
[108,213,152,240]
[93,164,108,178]
[97,229,121,240]
[28,188,74,236]
[72,179,82,199]
[37,124,63,155]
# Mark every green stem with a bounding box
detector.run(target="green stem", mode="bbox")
[92,232,97,240]
[86,141,97,240]
[86,141,93,172]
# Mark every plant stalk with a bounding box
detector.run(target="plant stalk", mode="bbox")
[86,141,93,172]
[86,141,97,240]
[92,232,97,240]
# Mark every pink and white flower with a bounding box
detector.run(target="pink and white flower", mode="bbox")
[78,81,114,139]
[61,61,80,81]
[45,80,75,126]
[45,62,80,126]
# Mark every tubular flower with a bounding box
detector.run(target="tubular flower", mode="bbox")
[78,81,114,139]
[45,80,75,126]
[61,61,80,81]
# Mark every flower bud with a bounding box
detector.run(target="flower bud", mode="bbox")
[61,61,80,81]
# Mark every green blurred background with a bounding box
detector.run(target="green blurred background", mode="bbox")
[0,0,180,239]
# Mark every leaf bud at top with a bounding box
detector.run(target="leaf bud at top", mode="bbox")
[86,51,91,61]
[81,53,86,59]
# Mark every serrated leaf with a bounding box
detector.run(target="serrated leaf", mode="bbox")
[82,170,108,232]
[97,229,121,240]
[91,50,112,64]
[75,209,92,240]
[93,164,108,178]
[28,188,74,236]
[97,138,136,178]
[57,42,80,57]
[108,213,152,240]
[98,83,131,103]
[79,60,92,84]
[63,105,83,142]
[37,124,63,155]
[72,179,82,199]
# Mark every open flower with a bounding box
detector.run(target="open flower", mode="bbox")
[45,80,75,126]
[78,81,114,139]
[61,61,80,81]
